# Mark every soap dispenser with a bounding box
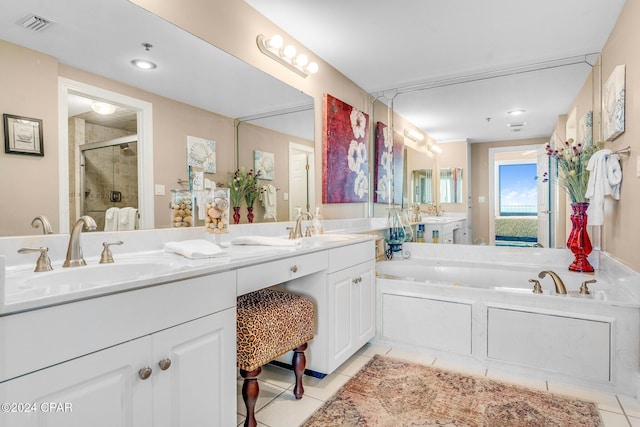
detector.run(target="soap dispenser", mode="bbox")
[312,207,324,235]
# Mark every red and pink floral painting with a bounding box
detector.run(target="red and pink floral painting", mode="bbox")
[322,94,369,203]
[374,121,404,204]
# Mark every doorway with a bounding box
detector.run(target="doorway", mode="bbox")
[489,144,552,247]
[288,142,315,218]
[58,78,154,233]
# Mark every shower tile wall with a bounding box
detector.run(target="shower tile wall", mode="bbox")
[69,118,137,231]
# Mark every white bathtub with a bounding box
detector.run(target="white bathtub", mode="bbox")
[375,254,640,396]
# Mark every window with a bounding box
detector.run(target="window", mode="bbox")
[498,163,537,216]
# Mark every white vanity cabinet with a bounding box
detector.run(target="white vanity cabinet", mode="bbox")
[418,219,466,244]
[280,240,376,375]
[0,271,236,427]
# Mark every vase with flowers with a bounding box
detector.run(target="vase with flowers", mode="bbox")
[229,169,245,224]
[544,138,602,272]
[242,169,261,223]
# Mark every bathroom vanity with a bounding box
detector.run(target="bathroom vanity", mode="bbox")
[0,227,376,426]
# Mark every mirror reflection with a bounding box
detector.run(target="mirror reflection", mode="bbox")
[439,168,463,204]
[0,0,314,236]
[411,169,434,205]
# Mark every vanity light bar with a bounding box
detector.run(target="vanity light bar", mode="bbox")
[404,128,425,142]
[256,34,318,78]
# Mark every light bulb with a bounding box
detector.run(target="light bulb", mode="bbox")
[305,62,319,74]
[131,59,156,70]
[295,54,308,67]
[282,45,296,59]
[268,35,283,49]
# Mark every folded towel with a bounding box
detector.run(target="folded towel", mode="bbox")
[104,207,120,231]
[230,236,300,247]
[164,239,226,259]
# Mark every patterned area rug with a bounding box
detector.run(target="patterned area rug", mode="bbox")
[302,355,603,427]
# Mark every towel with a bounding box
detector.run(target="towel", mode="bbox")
[104,207,120,231]
[118,207,139,231]
[164,239,226,259]
[260,184,278,221]
[230,236,300,247]
[585,149,622,225]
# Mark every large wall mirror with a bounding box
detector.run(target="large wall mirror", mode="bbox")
[0,0,314,236]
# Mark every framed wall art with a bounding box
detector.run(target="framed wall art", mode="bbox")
[3,114,44,156]
[322,94,369,203]
[254,150,274,180]
[374,121,404,204]
[603,64,625,141]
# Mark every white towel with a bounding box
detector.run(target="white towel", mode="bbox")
[164,239,226,259]
[585,149,622,225]
[104,207,120,231]
[230,236,300,247]
[118,207,139,231]
[260,184,278,221]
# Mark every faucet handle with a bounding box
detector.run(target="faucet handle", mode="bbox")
[286,227,295,239]
[18,247,53,272]
[580,279,596,295]
[305,226,312,238]
[100,241,124,264]
[529,279,543,294]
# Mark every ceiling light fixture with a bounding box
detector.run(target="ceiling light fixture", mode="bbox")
[507,122,527,127]
[508,109,526,116]
[131,42,157,70]
[91,101,116,115]
[404,128,424,142]
[257,34,318,78]
[131,58,156,70]
[428,144,443,154]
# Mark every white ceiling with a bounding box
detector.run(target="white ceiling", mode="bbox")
[244,0,627,142]
[0,0,314,140]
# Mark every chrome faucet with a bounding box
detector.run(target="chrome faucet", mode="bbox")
[31,215,53,234]
[293,211,312,239]
[63,215,97,267]
[538,270,567,294]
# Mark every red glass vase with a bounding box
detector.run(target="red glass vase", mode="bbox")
[247,206,254,223]
[566,202,594,272]
[232,207,241,224]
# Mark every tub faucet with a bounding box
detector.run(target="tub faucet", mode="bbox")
[537,270,567,294]
[293,211,312,239]
[31,215,53,234]
[63,215,97,267]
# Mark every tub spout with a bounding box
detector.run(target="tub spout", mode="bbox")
[537,270,567,294]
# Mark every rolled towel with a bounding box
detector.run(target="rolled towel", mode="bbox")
[230,236,300,247]
[164,239,226,259]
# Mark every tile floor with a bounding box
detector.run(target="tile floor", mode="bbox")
[237,342,640,427]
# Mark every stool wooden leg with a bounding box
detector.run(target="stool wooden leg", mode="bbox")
[240,367,261,427]
[292,343,307,399]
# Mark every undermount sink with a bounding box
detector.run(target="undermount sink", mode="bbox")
[3,257,189,310]
[299,233,358,247]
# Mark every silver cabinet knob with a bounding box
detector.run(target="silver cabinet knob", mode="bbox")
[352,276,362,284]
[290,265,298,273]
[158,358,172,371]
[138,366,153,380]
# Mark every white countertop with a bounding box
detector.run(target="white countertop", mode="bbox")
[0,229,374,316]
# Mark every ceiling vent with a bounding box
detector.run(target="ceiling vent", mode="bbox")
[21,14,53,32]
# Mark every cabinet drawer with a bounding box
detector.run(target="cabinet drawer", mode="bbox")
[237,251,328,295]
[328,240,375,273]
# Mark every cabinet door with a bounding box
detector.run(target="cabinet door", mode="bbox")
[152,308,236,427]
[0,337,152,427]
[328,269,355,369]
[354,263,375,346]
[327,260,376,371]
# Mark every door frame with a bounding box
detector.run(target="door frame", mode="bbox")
[488,144,547,246]
[58,78,154,233]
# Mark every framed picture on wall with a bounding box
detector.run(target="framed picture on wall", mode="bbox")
[3,114,44,156]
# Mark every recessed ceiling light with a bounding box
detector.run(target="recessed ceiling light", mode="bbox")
[507,122,527,128]
[91,101,116,115]
[508,109,526,116]
[131,59,157,70]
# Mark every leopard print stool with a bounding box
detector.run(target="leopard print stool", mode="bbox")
[237,288,315,427]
